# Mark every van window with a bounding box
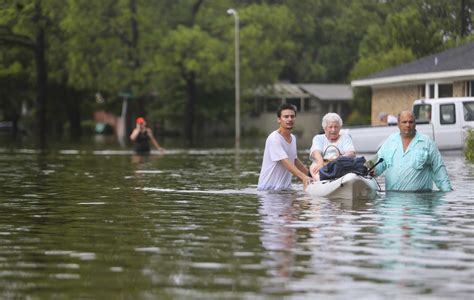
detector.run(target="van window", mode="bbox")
[463,101,474,121]
[440,104,456,125]
[414,104,432,122]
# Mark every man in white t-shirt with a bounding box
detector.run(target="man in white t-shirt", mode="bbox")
[257,103,311,191]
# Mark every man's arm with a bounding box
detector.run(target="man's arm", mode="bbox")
[294,158,309,175]
[280,158,311,191]
[429,143,453,191]
[374,139,391,176]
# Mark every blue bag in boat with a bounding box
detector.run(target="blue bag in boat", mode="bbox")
[319,156,368,180]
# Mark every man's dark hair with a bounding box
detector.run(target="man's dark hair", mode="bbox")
[277,103,297,118]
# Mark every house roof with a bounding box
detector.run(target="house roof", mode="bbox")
[299,84,353,101]
[352,41,474,87]
[255,82,310,99]
[255,83,353,101]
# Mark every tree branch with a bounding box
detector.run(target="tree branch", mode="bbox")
[0,33,36,49]
[188,0,204,26]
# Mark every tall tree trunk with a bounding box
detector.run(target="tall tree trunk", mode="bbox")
[35,2,48,150]
[65,90,82,140]
[129,0,142,134]
[459,0,469,37]
[185,72,197,145]
[182,0,203,145]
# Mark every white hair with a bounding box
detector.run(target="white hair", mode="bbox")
[322,113,343,128]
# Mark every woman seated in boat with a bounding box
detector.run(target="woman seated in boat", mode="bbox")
[309,112,355,180]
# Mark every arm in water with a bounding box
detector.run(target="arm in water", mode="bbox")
[281,158,311,191]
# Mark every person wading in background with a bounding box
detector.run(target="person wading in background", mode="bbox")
[130,117,164,154]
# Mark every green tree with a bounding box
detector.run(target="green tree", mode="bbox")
[0,0,84,141]
[150,2,297,144]
[349,0,474,124]
[0,52,33,134]
[352,0,474,80]
[0,0,51,146]
[277,0,384,83]
[2,0,471,144]
[61,0,175,139]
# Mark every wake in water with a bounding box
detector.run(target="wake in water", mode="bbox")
[143,187,260,195]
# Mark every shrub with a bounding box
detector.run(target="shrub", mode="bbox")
[465,129,474,161]
[346,110,371,126]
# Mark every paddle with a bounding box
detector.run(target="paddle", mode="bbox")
[367,158,384,175]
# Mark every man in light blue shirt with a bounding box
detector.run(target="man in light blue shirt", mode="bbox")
[374,111,452,192]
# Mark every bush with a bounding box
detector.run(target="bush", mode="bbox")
[81,120,97,135]
[465,129,474,161]
[346,110,371,126]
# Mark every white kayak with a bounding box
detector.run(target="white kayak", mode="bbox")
[306,173,378,200]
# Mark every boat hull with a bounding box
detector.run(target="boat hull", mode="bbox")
[306,173,378,199]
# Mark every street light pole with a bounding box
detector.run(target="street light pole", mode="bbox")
[227,8,240,149]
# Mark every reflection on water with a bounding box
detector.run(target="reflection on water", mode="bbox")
[258,192,310,283]
[0,146,472,299]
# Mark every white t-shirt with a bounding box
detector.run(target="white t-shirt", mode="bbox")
[309,133,355,161]
[257,131,297,190]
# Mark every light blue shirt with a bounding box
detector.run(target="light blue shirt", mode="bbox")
[375,131,452,192]
[309,133,355,160]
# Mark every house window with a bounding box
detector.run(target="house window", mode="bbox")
[252,99,264,116]
[424,82,453,98]
[440,104,456,125]
[286,99,301,112]
[429,84,435,98]
[304,98,317,112]
[438,84,453,97]
[266,99,281,112]
[418,85,425,98]
[466,81,474,96]
[426,84,435,98]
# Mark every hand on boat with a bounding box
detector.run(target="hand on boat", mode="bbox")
[303,176,313,191]
[310,162,323,178]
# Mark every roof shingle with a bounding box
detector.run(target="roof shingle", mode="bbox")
[362,41,474,80]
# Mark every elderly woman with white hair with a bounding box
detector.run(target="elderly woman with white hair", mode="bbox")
[309,112,355,180]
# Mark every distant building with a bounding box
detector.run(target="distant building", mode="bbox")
[351,41,474,125]
[244,82,353,142]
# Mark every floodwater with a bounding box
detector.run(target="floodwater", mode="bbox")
[0,139,473,299]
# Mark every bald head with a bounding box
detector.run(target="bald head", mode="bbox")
[398,110,416,138]
[398,110,414,120]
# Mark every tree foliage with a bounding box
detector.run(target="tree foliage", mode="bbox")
[0,0,473,143]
